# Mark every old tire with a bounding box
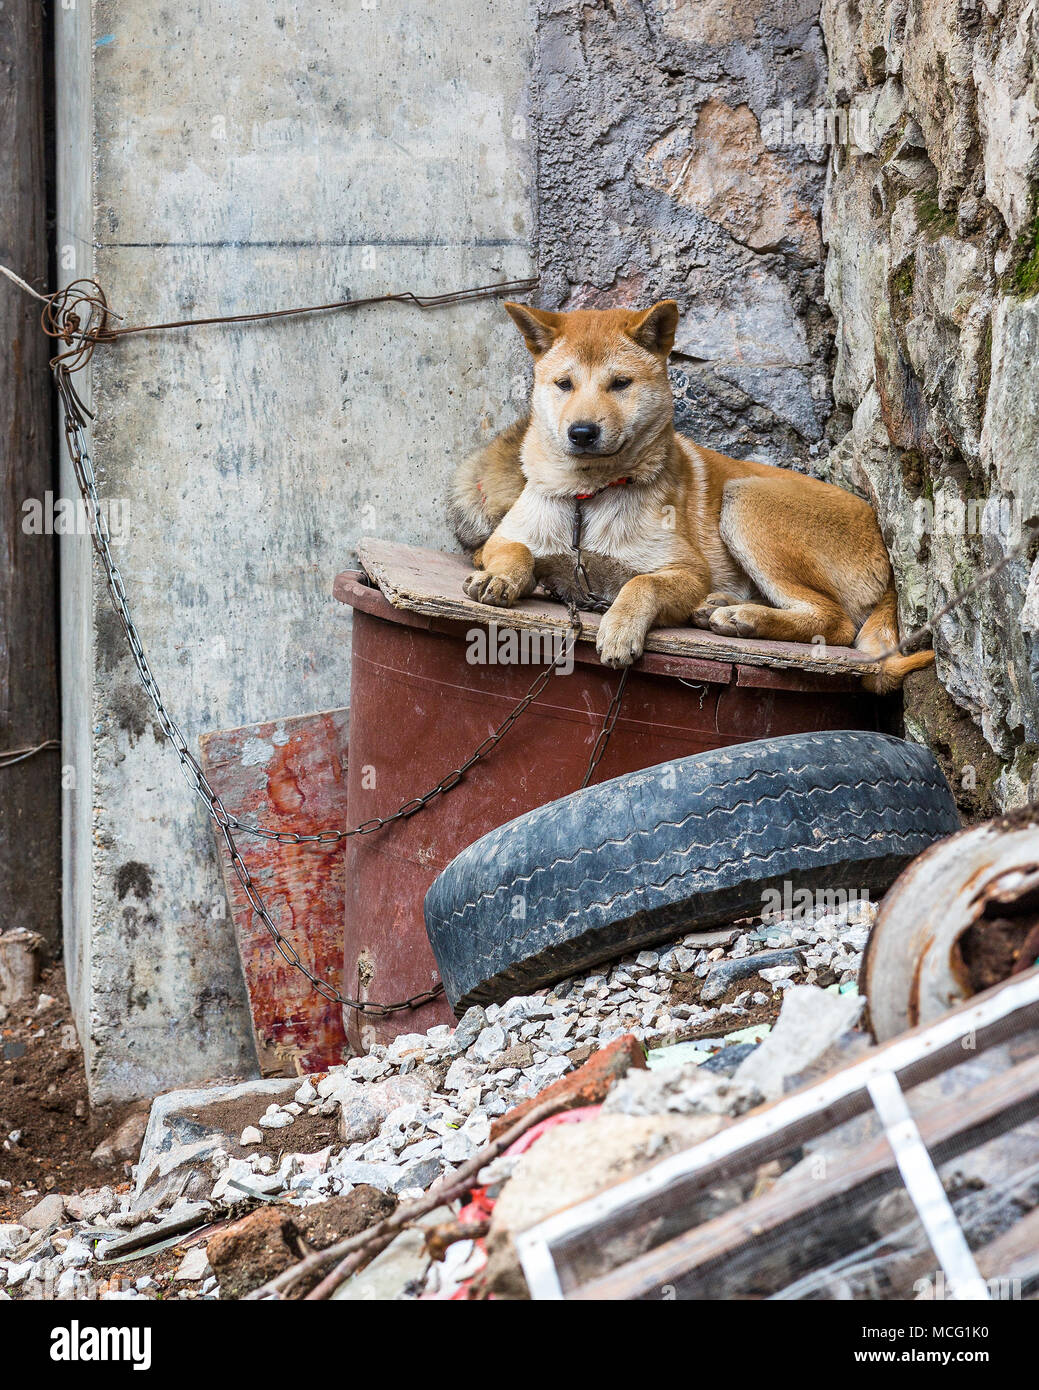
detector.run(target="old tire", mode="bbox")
[424,730,960,1012]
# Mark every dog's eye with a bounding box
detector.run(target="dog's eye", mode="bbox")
[554,378,573,392]
[609,377,632,391]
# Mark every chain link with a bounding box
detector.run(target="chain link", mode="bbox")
[581,665,630,788]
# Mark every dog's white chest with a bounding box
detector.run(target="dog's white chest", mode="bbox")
[498,485,677,574]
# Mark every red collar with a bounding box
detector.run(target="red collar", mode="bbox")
[574,476,633,501]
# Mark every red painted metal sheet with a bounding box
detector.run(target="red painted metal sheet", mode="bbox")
[200,709,351,1075]
[337,572,891,1049]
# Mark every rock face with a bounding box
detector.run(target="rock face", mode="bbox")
[820,0,1039,801]
[532,0,832,466]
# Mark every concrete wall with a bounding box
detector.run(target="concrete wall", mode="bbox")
[58,0,535,1102]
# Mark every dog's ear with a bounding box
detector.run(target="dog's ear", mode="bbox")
[627,300,679,358]
[505,302,562,357]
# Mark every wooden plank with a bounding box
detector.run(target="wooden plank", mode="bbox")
[974,1205,1039,1289]
[199,709,351,1076]
[336,569,740,686]
[572,1049,1039,1300]
[355,538,883,678]
[0,0,61,944]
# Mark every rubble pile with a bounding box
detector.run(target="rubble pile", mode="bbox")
[0,900,876,1301]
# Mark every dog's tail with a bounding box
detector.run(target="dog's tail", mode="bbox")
[447,417,528,553]
[855,583,935,694]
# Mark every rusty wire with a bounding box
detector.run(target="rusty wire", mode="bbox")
[0,739,60,769]
[39,274,539,374]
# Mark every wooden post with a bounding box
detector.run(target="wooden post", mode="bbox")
[0,0,61,945]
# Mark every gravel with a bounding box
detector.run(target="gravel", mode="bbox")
[0,898,874,1301]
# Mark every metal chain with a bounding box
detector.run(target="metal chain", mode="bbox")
[581,665,630,787]
[52,364,629,1014]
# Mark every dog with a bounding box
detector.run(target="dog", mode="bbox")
[448,300,934,694]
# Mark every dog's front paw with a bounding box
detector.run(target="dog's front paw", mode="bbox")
[463,570,519,608]
[708,604,757,638]
[693,592,739,629]
[596,608,648,668]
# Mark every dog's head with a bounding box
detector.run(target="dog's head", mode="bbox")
[504,300,679,486]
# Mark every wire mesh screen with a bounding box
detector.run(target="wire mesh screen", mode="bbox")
[516,973,1039,1300]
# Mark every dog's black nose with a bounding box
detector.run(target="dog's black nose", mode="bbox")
[568,421,601,447]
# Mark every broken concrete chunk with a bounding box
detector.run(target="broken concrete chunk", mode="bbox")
[258,1106,294,1130]
[174,1245,211,1282]
[0,929,43,1006]
[20,1193,66,1231]
[444,1005,488,1057]
[132,1076,300,1211]
[484,1114,726,1298]
[338,1073,433,1145]
[471,1024,506,1062]
[734,984,864,1100]
[0,1225,31,1256]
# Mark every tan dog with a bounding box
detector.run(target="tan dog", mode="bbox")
[449,300,933,694]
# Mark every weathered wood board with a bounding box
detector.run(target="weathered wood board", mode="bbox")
[0,0,61,944]
[199,709,351,1076]
[354,538,883,679]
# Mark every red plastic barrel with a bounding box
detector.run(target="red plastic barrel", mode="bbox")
[335,570,890,1049]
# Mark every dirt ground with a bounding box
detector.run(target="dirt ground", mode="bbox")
[167,1091,340,1164]
[0,963,139,1221]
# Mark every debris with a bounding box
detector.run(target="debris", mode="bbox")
[1,896,883,1303]
[700,948,805,1003]
[862,815,1039,1040]
[174,1245,211,1282]
[337,1072,432,1144]
[0,928,43,1006]
[699,1043,757,1076]
[90,1109,149,1166]
[331,1205,455,1301]
[734,985,864,1100]
[63,1184,116,1217]
[20,1193,66,1231]
[60,1237,92,1269]
[483,1113,727,1298]
[489,1034,646,1142]
[132,1076,301,1207]
[206,1207,297,1298]
[0,1225,30,1257]
[258,1105,295,1130]
[297,1189,398,1251]
[646,1041,713,1070]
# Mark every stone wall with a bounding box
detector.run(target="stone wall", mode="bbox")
[819,0,1039,810]
[532,0,833,468]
